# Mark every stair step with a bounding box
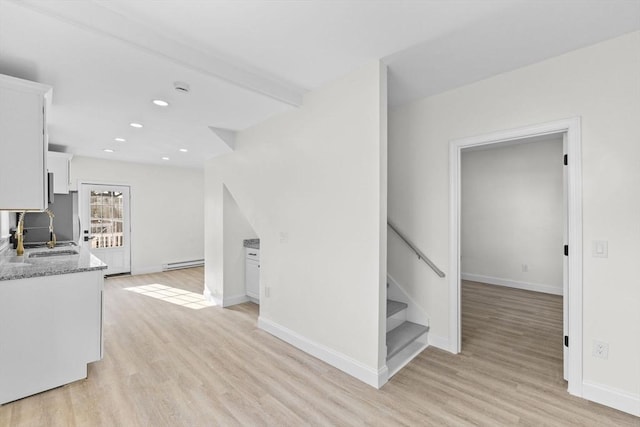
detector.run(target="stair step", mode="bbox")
[386,321,429,360]
[387,299,408,318]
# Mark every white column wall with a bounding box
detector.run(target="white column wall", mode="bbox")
[205,62,387,384]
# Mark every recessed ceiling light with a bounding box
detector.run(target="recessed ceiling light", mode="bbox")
[179,148,188,152]
[152,99,169,107]
[114,137,126,142]
[161,156,170,161]
[130,122,143,128]
[104,148,114,153]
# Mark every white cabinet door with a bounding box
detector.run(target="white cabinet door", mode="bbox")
[47,152,73,194]
[245,248,260,301]
[0,74,51,210]
[0,270,103,404]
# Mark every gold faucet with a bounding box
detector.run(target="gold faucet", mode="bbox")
[16,211,25,256]
[14,209,56,255]
[45,209,57,249]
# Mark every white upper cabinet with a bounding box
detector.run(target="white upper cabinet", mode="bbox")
[47,152,73,194]
[0,74,52,210]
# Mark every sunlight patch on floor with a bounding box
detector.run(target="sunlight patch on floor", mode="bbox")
[124,283,216,309]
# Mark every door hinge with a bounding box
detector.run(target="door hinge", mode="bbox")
[564,154,568,165]
[564,335,569,347]
[564,245,568,256]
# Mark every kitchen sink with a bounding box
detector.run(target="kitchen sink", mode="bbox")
[28,250,79,258]
[24,242,77,249]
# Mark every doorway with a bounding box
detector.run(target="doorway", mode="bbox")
[449,118,583,397]
[79,183,131,276]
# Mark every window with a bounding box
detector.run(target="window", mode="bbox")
[90,190,124,248]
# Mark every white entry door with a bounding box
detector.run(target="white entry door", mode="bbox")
[80,184,131,275]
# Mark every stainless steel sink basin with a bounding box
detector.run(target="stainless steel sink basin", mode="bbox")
[28,250,79,258]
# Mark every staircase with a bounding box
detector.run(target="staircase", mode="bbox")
[384,220,444,379]
[386,297,429,377]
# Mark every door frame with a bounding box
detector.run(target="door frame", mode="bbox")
[78,180,132,275]
[448,117,583,397]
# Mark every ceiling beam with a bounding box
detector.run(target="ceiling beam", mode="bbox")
[12,0,306,107]
[209,127,236,152]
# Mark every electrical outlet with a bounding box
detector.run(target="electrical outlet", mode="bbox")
[592,240,608,258]
[264,286,270,298]
[592,340,609,359]
[521,264,528,272]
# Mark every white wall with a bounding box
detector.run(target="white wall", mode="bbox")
[388,31,640,405]
[0,211,9,238]
[70,157,204,274]
[461,137,563,294]
[0,211,11,251]
[222,185,257,305]
[205,62,388,386]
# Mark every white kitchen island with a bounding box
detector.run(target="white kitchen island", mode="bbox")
[0,243,107,405]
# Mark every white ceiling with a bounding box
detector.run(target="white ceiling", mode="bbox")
[1,0,638,168]
[385,0,640,106]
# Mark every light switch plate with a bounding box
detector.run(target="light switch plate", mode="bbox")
[592,240,608,258]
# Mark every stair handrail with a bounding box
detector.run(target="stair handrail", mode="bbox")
[387,220,446,278]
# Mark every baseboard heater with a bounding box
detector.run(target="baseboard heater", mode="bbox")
[162,259,204,271]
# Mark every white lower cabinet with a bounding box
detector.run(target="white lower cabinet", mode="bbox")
[245,248,260,302]
[0,270,103,404]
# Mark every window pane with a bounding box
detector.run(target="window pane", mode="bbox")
[89,190,124,248]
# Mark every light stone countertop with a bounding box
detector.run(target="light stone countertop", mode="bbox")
[243,239,260,249]
[0,243,107,281]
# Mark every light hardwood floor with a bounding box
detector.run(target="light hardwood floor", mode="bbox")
[1,270,637,426]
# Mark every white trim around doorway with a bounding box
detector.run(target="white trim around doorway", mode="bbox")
[448,117,583,397]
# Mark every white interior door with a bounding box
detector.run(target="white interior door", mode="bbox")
[79,184,131,275]
[562,133,569,381]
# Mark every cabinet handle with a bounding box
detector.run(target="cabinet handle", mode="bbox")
[249,252,256,256]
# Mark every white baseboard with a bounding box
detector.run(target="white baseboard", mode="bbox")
[223,293,250,307]
[258,316,388,389]
[582,381,640,416]
[131,265,163,276]
[203,286,222,306]
[461,273,562,295]
[428,334,454,353]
